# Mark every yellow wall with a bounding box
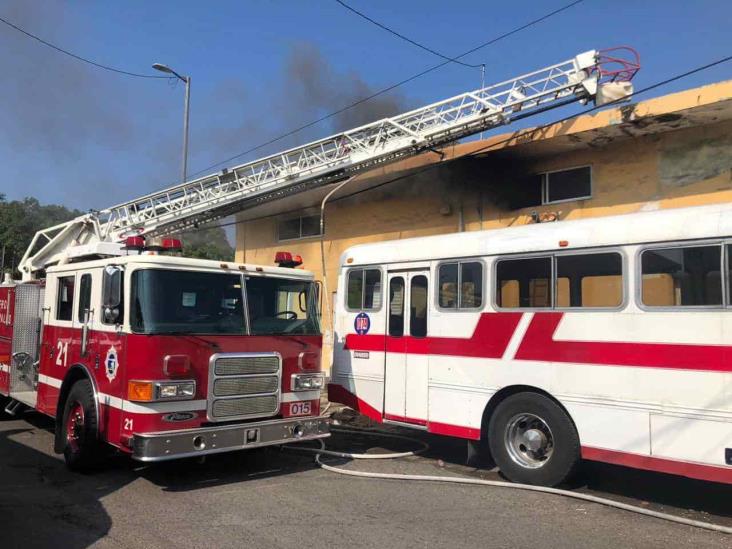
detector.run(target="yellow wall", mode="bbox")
[236,117,732,372]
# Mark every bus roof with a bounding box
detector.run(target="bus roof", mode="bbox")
[341,202,732,267]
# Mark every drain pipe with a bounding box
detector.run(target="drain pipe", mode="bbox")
[319,176,357,325]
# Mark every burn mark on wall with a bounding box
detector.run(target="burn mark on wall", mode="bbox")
[660,135,732,187]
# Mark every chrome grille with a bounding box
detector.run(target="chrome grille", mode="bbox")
[212,396,279,418]
[213,376,278,397]
[215,356,279,376]
[208,353,281,422]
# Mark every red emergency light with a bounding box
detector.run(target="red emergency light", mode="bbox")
[162,238,183,252]
[275,251,303,268]
[122,236,145,253]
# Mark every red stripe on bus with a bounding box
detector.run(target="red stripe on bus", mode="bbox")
[581,446,732,484]
[327,383,382,422]
[384,413,428,426]
[345,312,522,358]
[427,421,481,440]
[515,313,731,372]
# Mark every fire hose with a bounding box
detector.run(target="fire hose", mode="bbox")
[286,427,732,535]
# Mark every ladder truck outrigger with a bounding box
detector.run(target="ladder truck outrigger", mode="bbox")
[0,48,638,469]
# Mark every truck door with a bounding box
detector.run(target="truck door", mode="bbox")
[383,270,429,425]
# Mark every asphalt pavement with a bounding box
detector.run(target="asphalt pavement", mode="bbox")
[0,409,730,549]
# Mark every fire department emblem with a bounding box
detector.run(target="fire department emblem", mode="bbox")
[105,346,119,382]
[354,312,370,335]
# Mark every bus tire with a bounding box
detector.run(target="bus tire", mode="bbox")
[61,379,103,471]
[488,392,579,487]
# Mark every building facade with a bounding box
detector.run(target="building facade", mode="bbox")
[235,80,732,371]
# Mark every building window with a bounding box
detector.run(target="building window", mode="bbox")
[277,214,321,241]
[347,269,382,310]
[510,166,592,209]
[56,276,75,321]
[438,261,483,309]
[641,244,722,307]
[78,274,92,323]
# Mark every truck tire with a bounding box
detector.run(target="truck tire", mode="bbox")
[61,379,103,471]
[488,392,579,487]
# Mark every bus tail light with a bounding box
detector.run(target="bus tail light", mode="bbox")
[164,355,191,377]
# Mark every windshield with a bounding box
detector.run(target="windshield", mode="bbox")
[131,269,245,335]
[130,269,320,336]
[246,275,320,335]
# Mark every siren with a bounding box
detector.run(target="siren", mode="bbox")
[122,236,145,254]
[275,251,303,268]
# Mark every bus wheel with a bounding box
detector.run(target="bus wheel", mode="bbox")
[488,392,579,487]
[61,379,102,471]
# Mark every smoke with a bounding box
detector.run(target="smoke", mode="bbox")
[285,42,410,133]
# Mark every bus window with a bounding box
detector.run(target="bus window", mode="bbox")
[641,245,722,307]
[347,268,382,310]
[438,262,482,309]
[388,277,405,337]
[496,257,552,308]
[410,275,428,338]
[556,252,623,308]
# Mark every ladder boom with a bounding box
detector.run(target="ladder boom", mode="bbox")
[19,47,640,280]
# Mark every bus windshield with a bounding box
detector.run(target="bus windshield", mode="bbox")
[130,269,320,336]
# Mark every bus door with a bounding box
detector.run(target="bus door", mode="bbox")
[383,270,429,425]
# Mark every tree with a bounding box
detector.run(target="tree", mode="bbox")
[0,196,82,276]
[179,226,234,261]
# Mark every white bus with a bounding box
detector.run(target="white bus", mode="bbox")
[328,203,732,486]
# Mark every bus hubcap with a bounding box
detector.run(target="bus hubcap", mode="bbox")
[66,402,85,452]
[505,413,554,469]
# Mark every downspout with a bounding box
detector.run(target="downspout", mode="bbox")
[319,176,357,327]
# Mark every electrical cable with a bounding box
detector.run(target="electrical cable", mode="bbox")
[185,0,586,179]
[0,14,170,79]
[334,0,482,68]
[201,52,732,233]
[285,427,732,535]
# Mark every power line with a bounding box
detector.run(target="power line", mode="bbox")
[0,14,170,79]
[334,0,481,68]
[186,0,585,179]
[205,53,732,231]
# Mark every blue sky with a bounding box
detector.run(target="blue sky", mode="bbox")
[1,0,731,213]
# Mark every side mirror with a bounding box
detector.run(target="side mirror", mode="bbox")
[81,308,91,356]
[102,265,122,324]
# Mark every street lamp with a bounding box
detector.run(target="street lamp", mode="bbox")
[153,63,191,184]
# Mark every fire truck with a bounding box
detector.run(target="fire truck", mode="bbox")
[0,47,637,470]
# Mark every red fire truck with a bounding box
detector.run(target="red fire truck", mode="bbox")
[0,47,636,470]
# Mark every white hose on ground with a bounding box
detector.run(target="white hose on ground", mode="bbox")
[287,427,732,535]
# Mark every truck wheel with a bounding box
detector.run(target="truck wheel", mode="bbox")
[488,392,579,487]
[61,379,102,471]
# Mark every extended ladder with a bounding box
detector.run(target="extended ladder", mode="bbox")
[19,47,639,280]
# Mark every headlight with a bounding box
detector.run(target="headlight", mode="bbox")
[128,380,196,402]
[291,373,324,391]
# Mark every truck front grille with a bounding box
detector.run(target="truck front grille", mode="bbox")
[207,353,281,422]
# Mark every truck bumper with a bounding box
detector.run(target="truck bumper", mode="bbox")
[131,416,330,462]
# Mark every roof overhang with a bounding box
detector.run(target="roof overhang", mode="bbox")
[233,79,732,223]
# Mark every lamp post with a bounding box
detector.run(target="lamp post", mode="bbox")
[153,63,191,184]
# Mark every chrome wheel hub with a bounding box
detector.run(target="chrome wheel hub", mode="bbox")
[504,413,554,469]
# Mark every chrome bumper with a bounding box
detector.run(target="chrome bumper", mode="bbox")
[132,415,330,462]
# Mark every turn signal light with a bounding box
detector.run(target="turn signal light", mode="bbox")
[164,355,191,377]
[128,381,154,402]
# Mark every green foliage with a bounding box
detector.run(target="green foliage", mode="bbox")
[0,196,82,275]
[179,226,235,261]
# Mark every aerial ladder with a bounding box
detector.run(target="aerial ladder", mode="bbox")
[18,47,639,281]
